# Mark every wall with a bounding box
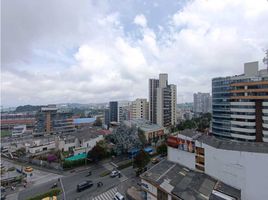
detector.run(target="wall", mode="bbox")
[202,143,268,200]
[82,135,104,153]
[167,147,195,170]
[141,179,157,200]
[28,142,55,154]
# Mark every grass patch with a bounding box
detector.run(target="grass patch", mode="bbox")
[117,160,133,170]
[1,130,12,137]
[99,170,110,177]
[27,188,61,200]
[7,167,15,171]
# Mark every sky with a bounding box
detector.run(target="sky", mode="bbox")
[2,0,268,107]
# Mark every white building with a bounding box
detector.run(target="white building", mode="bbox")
[149,73,177,127]
[12,125,27,137]
[27,140,56,155]
[167,130,268,200]
[193,92,211,115]
[131,98,149,120]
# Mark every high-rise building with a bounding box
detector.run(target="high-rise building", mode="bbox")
[109,101,118,123]
[118,105,130,123]
[131,98,149,120]
[193,92,212,115]
[104,109,110,127]
[149,79,159,124]
[149,74,177,127]
[212,61,268,142]
[35,105,75,135]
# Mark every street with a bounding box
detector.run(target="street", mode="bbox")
[18,162,133,200]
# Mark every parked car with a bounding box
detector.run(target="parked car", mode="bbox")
[76,180,93,192]
[110,170,120,178]
[151,158,159,164]
[114,192,125,200]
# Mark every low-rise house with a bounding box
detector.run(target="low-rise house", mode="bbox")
[26,139,56,155]
[124,119,165,144]
[55,135,77,152]
[140,160,241,200]
[75,127,104,154]
[12,125,27,137]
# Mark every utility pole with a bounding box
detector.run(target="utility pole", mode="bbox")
[263,49,268,70]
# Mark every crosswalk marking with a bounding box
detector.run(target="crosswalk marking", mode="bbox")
[92,187,117,200]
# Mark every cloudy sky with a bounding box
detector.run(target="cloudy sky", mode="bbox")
[2,0,268,107]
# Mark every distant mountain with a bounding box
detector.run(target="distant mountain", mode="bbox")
[15,105,43,112]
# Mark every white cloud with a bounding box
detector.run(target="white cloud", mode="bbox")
[2,0,268,106]
[134,14,147,27]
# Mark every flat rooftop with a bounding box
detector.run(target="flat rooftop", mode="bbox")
[141,160,241,200]
[124,119,163,132]
[175,129,268,153]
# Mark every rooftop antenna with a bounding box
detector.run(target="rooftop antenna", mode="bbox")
[263,49,268,70]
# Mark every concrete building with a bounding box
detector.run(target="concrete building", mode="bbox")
[193,92,212,115]
[26,140,56,155]
[131,98,149,120]
[35,105,75,135]
[118,105,130,123]
[212,61,268,142]
[140,160,240,200]
[1,113,36,130]
[109,101,118,123]
[149,74,177,127]
[124,119,165,144]
[149,78,159,124]
[167,130,268,200]
[11,125,27,137]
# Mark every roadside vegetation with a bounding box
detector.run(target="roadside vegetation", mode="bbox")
[1,130,12,137]
[27,188,61,200]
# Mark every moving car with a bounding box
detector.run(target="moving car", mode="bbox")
[110,170,120,178]
[114,192,125,200]
[24,166,33,173]
[151,157,159,164]
[76,180,93,192]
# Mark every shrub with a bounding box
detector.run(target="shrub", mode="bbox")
[99,170,110,177]
[117,160,132,170]
[27,188,61,200]
[62,159,86,169]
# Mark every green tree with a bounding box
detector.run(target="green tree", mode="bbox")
[138,128,147,146]
[133,150,150,170]
[88,143,107,162]
[93,117,102,126]
[157,144,167,155]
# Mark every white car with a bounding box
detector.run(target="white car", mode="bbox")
[110,170,120,177]
[114,192,125,200]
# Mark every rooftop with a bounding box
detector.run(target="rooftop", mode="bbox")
[73,117,96,124]
[124,119,163,132]
[74,127,102,141]
[174,129,268,153]
[141,160,241,200]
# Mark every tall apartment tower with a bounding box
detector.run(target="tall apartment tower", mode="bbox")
[149,79,159,124]
[109,101,118,123]
[131,98,149,120]
[149,74,177,127]
[212,61,268,142]
[193,92,212,115]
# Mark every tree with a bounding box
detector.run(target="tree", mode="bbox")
[133,150,150,170]
[88,143,107,162]
[93,117,102,126]
[138,128,147,146]
[157,144,167,155]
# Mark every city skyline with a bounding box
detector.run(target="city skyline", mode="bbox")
[2,0,268,107]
